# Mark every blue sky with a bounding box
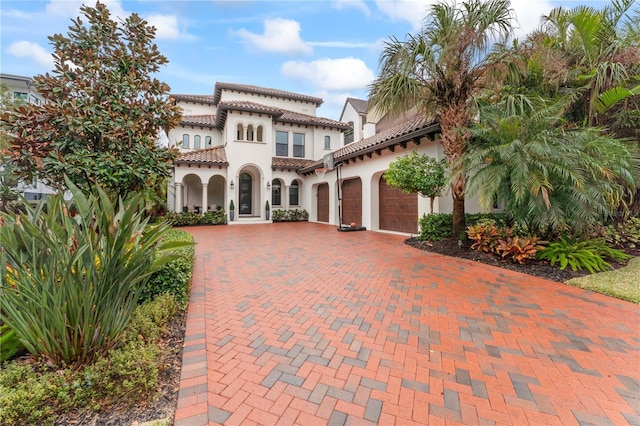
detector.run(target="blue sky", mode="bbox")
[1,0,610,120]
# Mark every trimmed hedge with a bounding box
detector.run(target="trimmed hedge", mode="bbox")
[419,212,507,241]
[139,229,195,307]
[272,208,309,222]
[163,210,227,227]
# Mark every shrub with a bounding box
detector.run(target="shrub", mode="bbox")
[140,231,195,307]
[0,294,178,425]
[419,212,507,241]
[495,236,546,264]
[164,210,227,226]
[0,179,187,366]
[272,208,309,222]
[467,219,512,253]
[0,325,26,363]
[537,237,631,273]
[603,217,640,248]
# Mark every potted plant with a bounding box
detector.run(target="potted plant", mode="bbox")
[229,200,235,221]
[265,200,270,220]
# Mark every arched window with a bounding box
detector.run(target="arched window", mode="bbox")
[236,123,244,140]
[271,179,282,206]
[324,135,331,150]
[194,135,201,149]
[247,124,254,141]
[257,125,264,142]
[289,180,299,206]
[182,134,190,148]
[205,136,212,147]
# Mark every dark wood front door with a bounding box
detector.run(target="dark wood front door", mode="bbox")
[239,173,252,214]
[317,183,329,222]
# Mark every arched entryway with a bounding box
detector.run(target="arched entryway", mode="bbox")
[379,175,418,233]
[317,183,329,222]
[182,174,202,212]
[236,165,263,217]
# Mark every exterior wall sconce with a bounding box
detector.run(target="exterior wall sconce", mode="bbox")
[267,181,271,190]
[230,180,234,189]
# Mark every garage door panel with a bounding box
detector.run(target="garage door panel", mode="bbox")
[379,176,418,233]
[317,184,329,222]
[341,178,362,226]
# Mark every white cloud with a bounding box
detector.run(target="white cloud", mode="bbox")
[281,57,375,92]
[7,41,54,68]
[511,0,553,39]
[45,0,127,20]
[375,0,435,31]
[332,0,371,17]
[308,41,376,48]
[146,14,184,40]
[234,18,312,55]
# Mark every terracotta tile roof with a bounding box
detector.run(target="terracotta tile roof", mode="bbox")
[171,94,216,105]
[216,100,349,130]
[299,116,440,174]
[213,82,323,106]
[271,157,316,171]
[181,114,217,128]
[175,146,228,166]
[347,98,368,114]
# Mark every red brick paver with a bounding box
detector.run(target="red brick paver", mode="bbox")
[174,223,640,425]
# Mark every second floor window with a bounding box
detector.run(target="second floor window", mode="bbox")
[293,133,305,158]
[324,135,331,150]
[182,134,190,148]
[276,131,288,156]
[205,136,212,147]
[194,135,201,149]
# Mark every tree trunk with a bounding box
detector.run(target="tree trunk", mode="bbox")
[452,191,466,240]
[429,196,434,214]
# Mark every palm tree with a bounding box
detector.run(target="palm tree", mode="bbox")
[466,96,639,236]
[368,0,513,239]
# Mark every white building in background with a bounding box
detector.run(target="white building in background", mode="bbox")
[169,82,485,233]
[0,73,57,202]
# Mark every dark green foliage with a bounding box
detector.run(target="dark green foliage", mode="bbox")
[0,178,187,366]
[0,325,26,363]
[163,210,227,226]
[140,230,195,306]
[1,3,181,198]
[0,294,179,425]
[537,237,631,273]
[603,217,640,248]
[272,209,309,222]
[229,200,235,211]
[419,213,507,241]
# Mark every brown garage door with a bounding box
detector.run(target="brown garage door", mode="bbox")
[379,175,418,233]
[341,178,362,226]
[317,183,329,222]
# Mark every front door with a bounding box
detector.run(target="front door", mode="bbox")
[239,173,252,214]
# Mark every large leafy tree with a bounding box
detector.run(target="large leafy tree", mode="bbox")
[1,2,181,198]
[369,0,513,238]
[0,83,24,211]
[466,96,638,236]
[384,151,447,214]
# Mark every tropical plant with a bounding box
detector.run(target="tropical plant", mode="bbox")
[419,212,507,241]
[0,178,189,366]
[465,96,639,236]
[495,236,546,264]
[466,219,512,253]
[384,151,447,213]
[369,0,514,238]
[537,237,631,273]
[0,2,181,198]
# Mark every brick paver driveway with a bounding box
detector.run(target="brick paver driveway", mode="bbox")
[174,223,639,425]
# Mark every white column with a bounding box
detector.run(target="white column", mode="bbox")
[284,185,290,210]
[174,183,182,213]
[202,183,208,213]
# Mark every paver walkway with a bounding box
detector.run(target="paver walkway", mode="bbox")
[174,223,640,425]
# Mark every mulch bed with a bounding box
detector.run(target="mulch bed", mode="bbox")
[404,237,637,283]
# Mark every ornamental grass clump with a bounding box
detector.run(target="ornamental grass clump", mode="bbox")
[0,179,189,366]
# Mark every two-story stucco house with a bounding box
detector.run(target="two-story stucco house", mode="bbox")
[169,82,483,234]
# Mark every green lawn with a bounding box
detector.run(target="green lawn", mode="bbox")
[565,257,640,303]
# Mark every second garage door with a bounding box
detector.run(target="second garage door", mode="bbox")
[379,175,418,233]
[341,178,362,226]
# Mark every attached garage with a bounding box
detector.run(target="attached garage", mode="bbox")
[341,177,362,226]
[317,183,329,222]
[379,175,418,233]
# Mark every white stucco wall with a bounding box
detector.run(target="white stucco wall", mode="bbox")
[218,89,317,115]
[178,101,216,116]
